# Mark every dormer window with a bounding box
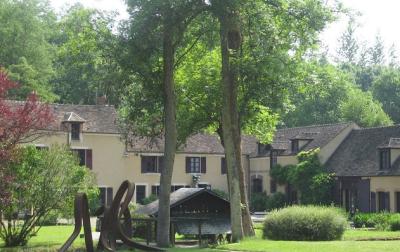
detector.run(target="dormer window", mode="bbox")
[380,149,391,170]
[291,140,299,153]
[71,123,80,140]
[62,112,86,143]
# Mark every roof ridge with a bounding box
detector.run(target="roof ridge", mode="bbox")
[277,122,353,131]
[354,124,400,132]
[4,99,115,108]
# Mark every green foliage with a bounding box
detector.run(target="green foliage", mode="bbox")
[270,149,335,205]
[0,0,57,101]
[141,194,158,205]
[352,212,400,231]
[263,206,347,241]
[250,192,286,212]
[341,88,392,127]
[251,193,269,212]
[372,67,400,123]
[53,4,122,104]
[270,164,292,184]
[0,145,98,247]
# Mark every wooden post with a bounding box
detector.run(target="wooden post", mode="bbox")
[169,222,175,246]
[146,219,151,245]
[198,220,202,246]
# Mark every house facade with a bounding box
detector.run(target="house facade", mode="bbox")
[31,103,400,212]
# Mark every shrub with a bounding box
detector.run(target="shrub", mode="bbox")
[265,192,286,211]
[142,194,158,205]
[250,193,268,212]
[0,145,97,247]
[390,215,400,231]
[352,212,395,230]
[263,205,347,241]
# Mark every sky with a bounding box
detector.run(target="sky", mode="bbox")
[49,0,400,57]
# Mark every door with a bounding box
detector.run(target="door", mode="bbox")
[136,185,146,204]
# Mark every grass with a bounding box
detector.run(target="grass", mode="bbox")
[2,226,400,251]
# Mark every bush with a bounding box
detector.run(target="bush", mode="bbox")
[142,194,158,205]
[263,205,347,241]
[352,212,394,230]
[265,192,286,211]
[250,193,269,212]
[390,215,400,231]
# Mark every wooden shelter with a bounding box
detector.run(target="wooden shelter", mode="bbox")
[136,188,231,236]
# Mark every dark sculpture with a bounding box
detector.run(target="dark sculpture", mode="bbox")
[59,180,164,252]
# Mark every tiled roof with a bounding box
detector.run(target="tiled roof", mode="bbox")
[265,122,354,156]
[6,101,119,134]
[325,125,400,176]
[127,133,258,155]
[51,104,118,133]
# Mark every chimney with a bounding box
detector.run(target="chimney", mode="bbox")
[96,95,107,105]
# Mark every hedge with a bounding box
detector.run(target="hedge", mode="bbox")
[263,205,347,241]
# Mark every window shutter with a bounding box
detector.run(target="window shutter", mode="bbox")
[371,192,376,212]
[221,158,226,174]
[385,192,391,212]
[99,187,106,207]
[106,187,113,207]
[141,156,147,173]
[185,157,190,173]
[158,156,164,173]
[85,149,92,169]
[201,157,206,173]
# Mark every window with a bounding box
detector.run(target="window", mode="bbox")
[270,179,277,193]
[99,187,113,207]
[141,156,164,173]
[291,140,299,153]
[185,157,206,173]
[270,150,278,167]
[251,177,263,193]
[380,149,391,170]
[151,185,160,196]
[136,185,146,204]
[378,191,390,212]
[71,123,81,140]
[221,157,227,175]
[171,185,185,192]
[71,149,92,169]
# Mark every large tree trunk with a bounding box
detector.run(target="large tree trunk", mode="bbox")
[238,156,255,237]
[218,11,244,243]
[217,126,254,237]
[157,20,177,248]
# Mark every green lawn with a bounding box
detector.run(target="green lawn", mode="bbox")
[2,226,400,251]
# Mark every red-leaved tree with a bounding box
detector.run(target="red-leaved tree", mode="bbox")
[0,70,53,206]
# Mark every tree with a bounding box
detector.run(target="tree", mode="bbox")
[342,88,392,127]
[372,67,400,123]
[0,145,97,247]
[211,0,246,241]
[0,70,53,206]
[122,0,207,247]
[53,4,122,105]
[0,0,56,101]
[369,33,385,65]
[337,17,359,64]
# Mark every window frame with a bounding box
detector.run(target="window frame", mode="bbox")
[141,155,163,174]
[71,122,81,141]
[380,149,391,170]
